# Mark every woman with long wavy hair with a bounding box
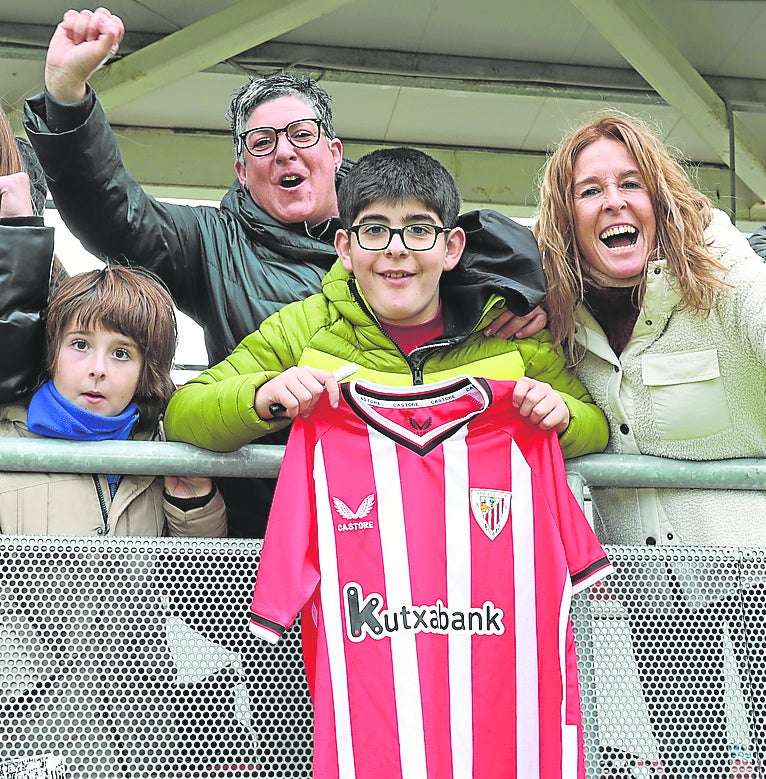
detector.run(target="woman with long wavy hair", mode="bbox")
[535,111,766,779]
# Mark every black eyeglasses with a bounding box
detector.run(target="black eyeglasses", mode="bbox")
[238,118,324,157]
[347,223,450,251]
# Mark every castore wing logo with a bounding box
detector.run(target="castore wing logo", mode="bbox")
[408,416,433,432]
[333,494,376,520]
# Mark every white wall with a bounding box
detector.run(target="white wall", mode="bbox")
[44,207,209,369]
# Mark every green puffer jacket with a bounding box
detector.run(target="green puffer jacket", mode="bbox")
[165,260,608,460]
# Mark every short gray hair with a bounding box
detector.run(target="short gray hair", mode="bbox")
[227,72,337,163]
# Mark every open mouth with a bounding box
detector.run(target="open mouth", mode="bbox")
[280,175,303,189]
[380,271,414,279]
[599,225,638,249]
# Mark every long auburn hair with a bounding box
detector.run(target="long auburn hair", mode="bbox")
[0,108,23,177]
[45,266,178,432]
[535,111,726,357]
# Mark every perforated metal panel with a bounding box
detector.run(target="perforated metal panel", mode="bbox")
[2,538,764,779]
[572,545,765,779]
[0,537,312,778]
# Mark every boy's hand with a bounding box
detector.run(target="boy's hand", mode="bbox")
[46,7,125,104]
[0,172,34,218]
[163,476,214,499]
[256,367,342,420]
[484,305,547,340]
[512,377,570,435]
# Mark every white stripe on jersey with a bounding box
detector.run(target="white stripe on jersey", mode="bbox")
[315,441,356,779]
[511,440,540,777]
[443,428,473,779]
[560,579,578,779]
[368,428,429,779]
[563,725,579,779]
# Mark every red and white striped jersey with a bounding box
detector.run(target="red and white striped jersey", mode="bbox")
[249,376,611,779]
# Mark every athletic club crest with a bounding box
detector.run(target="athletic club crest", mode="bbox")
[470,489,511,540]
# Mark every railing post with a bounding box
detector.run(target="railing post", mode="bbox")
[567,471,587,510]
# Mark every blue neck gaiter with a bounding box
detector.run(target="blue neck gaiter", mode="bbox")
[27,380,140,498]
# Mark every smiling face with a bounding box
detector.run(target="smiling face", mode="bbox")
[572,137,657,280]
[234,95,344,226]
[334,198,466,327]
[52,321,144,417]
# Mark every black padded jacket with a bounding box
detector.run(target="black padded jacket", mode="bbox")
[0,216,53,402]
[748,224,766,261]
[23,88,546,366]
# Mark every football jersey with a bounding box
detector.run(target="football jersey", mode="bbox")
[248,376,612,779]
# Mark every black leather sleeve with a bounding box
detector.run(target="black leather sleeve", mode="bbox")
[0,217,54,401]
[748,224,766,261]
[447,209,546,316]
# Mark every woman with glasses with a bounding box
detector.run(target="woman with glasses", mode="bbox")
[25,7,548,537]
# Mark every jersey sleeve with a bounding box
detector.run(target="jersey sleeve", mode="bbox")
[248,417,321,642]
[538,432,613,594]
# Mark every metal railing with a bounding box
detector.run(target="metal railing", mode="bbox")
[566,452,766,503]
[1,438,765,778]
[1,437,765,500]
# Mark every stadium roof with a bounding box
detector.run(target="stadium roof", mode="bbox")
[2,0,766,229]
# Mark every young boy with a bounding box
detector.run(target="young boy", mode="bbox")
[0,265,225,536]
[164,149,611,778]
[0,266,230,773]
[164,147,607,459]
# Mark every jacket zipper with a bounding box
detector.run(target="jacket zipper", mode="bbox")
[408,340,460,384]
[348,279,479,385]
[91,475,111,535]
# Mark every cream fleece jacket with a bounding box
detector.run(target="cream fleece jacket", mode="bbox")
[574,209,766,551]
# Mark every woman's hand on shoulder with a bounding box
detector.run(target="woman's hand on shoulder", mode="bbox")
[484,305,547,340]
